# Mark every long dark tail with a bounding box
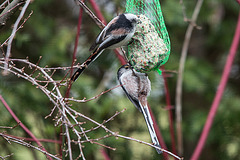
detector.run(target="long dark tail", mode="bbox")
[140,104,162,154]
[71,49,104,81]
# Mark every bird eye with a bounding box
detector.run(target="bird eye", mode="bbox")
[124,65,129,69]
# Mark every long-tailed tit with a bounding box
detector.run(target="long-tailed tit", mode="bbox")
[71,13,139,81]
[117,64,162,154]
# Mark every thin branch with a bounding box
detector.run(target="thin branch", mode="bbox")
[65,6,84,98]
[0,153,13,160]
[91,141,115,151]
[80,108,126,134]
[3,0,31,75]
[0,1,10,9]
[0,126,12,129]
[80,134,113,143]
[0,59,87,159]
[191,11,240,160]
[175,0,204,155]
[0,57,182,159]
[0,123,20,130]
[88,0,107,25]
[0,10,33,48]
[66,105,182,159]
[0,133,60,160]
[63,6,84,159]
[66,84,122,103]
[2,134,61,144]
[179,0,202,29]
[179,0,188,22]
[0,0,24,27]
[161,66,177,155]
[65,125,73,160]
[74,0,105,28]
[116,134,183,160]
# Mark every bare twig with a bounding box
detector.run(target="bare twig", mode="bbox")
[0,59,82,158]
[0,1,10,9]
[0,126,12,129]
[0,11,33,48]
[0,0,24,27]
[179,0,188,22]
[74,0,105,29]
[0,133,61,160]
[0,57,182,159]
[2,134,61,144]
[3,0,31,75]
[0,153,13,160]
[179,0,202,29]
[66,105,182,159]
[175,0,204,155]
[66,84,122,103]
[64,125,73,160]
[88,0,107,25]
[80,108,126,134]
[0,123,20,130]
[65,7,84,99]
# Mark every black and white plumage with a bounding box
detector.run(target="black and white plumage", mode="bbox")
[71,13,139,81]
[117,64,162,154]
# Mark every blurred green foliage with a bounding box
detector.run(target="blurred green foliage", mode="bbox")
[0,0,239,160]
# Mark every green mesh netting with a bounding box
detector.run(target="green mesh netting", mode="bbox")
[125,0,170,73]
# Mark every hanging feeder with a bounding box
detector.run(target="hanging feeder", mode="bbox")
[125,0,171,73]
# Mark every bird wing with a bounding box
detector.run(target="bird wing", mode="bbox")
[90,15,132,51]
[89,15,119,51]
[97,35,127,51]
[119,80,142,112]
[89,27,107,51]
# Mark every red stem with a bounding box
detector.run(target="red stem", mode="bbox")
[161,66,177,155]
[100,148,111,160]
[61,7,84,157]
[191,12,240,160]
[88,0,107,25]
[71,8,84,76]
[114,49,127,65]
[0,95,52,160]
[65,8,84,98]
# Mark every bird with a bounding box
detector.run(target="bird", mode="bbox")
[71,13,139,81]
[117,63,162,154]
